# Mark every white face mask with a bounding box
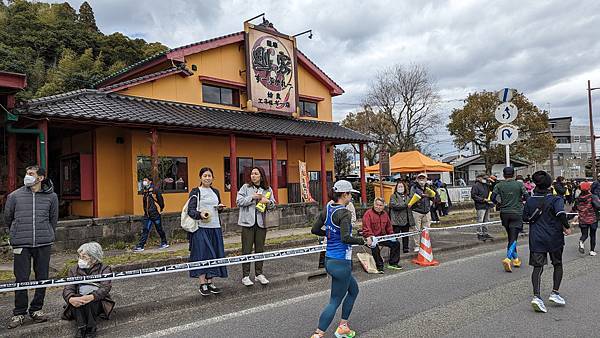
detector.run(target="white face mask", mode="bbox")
[418,180,427,186]
[78,259,90,269]
[481,179,487,184]
[142,181,150,187]
[397,185,405,194]
[24,175,37,187]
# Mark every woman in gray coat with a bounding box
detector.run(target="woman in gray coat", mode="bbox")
[236,166,276,286]
[389,181,416,253]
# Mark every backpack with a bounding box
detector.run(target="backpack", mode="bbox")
[181,192,200,232]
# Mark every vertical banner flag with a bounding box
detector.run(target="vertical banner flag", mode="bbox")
[299,160,314,202]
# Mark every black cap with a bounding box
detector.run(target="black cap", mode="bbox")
[532,170,552,189]
[503,167,515,177]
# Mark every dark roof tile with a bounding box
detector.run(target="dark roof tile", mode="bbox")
[19,90,371,143]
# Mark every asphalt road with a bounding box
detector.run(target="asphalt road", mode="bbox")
[130,234,599,338]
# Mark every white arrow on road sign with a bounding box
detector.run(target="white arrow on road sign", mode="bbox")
[496,124,519,145]
[497,88,516,102]
[495,102,518,124]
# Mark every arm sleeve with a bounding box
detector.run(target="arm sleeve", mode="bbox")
[50,194,59,230]
[311,211,326,236]
[346,202,357,227]
[593,196,600,210]
[522,200,531,223]
[156,191,165,211]
[552,197,568,228]
[62,267,78,302]
[361,212,373,238]
[4,194,15,229]
[471,186,485,203]
[385,215,393,235]
[338,210,365,245]
[187,191,202,220]
[267,187,276,210]
[236,185,255,207]
[558,213,570,229]
[389,194,407,211]
[92,265,113,301]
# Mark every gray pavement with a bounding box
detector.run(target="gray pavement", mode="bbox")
[134,234,596,338]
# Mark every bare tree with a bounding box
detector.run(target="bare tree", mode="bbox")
[362,64,440,153]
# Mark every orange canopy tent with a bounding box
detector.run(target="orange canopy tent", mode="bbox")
[365,150,453,174]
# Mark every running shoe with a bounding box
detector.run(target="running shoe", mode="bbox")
[241,276,254,286]
[30,310,48,323]
[133,246,144,253]
[549,292,566,305]
[310,333,324,338]
[199,284,211,296]
[256,274,270,285]
[512,258,522,268]
[531,296,547,313]
[386,264,403,271]
[591,251,597,256]
[159,243,170,249]
[6,315,25,329]
[335,323,356,338]
[579,241,585,254]
[502,258,512,272]
[207,283,222,294]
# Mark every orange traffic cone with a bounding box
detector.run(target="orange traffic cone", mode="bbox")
[412,228,439,266]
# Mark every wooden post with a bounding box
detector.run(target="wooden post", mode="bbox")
[320,141,327,206]
[7,133,16,192]
[150,128,159,184]
[271,136,279,202]
[359,143,367,206]
[230,134,238,207]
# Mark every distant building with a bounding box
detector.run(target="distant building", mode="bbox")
[536,117,593,178]
[443,154,530,185]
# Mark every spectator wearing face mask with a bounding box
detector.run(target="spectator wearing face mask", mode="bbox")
[133,177,169,252]
[4,165,58,329]
[471,174,494,241]
[389,181,415,253]
[408,173,435,252]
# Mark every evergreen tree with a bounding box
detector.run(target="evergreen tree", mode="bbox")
[78,1,98,32]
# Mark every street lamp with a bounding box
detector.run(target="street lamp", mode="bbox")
[587,80,600,177]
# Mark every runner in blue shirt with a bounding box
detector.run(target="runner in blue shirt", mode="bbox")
[524,171,572,313]
[311,180,374,338]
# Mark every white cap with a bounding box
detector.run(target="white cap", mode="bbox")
[333,180,360,194]
[417,173,427,178]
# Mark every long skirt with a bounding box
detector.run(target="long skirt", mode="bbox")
[189,227,228,279]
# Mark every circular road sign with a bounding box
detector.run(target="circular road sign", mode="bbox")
[496,124,519,145]
[495,102,518,124]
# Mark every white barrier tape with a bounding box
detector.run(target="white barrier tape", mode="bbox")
[428,220,502,231]
[0,231,421,293]
[0,220,500,293]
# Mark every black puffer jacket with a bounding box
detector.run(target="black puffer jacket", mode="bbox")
[142,186,164,219]
[4,179,59,248]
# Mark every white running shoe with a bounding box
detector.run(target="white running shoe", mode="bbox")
[256,274,270,285]
[531,296,547,313]
[414,247,420,252]
[579,241,585,254]
[549,292,566,305]
[591,251,597,256]
[241,276,254,286]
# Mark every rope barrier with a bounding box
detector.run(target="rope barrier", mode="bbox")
[0,221,505,293]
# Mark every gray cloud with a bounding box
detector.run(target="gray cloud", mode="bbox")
[58,0,600,155]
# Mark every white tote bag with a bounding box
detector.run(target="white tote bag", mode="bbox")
[181,193,200,232]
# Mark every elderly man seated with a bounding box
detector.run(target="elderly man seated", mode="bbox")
[362,198,402,272]
[62,242,114,338]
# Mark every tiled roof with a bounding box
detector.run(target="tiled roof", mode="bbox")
[19,90,371,143]
[99,66,193,93]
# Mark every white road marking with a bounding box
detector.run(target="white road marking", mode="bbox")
[138,246,510,337]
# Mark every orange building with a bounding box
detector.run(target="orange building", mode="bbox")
[1,21,370,218]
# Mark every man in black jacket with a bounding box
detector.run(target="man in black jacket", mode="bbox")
[4,165,58,329]
[471,174,494,241]
[133,177,169,252]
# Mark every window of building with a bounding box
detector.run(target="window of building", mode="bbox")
[224,157,287,191]
[549,122,556,129]
[202,84,240,107]
[299,100,318,118]
[573,135,581,143]
[136,156,188,193]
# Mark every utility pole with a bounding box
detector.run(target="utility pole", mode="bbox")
[588,80,597,178]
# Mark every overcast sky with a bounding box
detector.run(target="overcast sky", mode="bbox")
[59,0,600,156]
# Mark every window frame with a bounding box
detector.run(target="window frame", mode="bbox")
[136,156,189,194]
[202,83,240,107]
[299,100,318,118]
[224,157,288,191]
